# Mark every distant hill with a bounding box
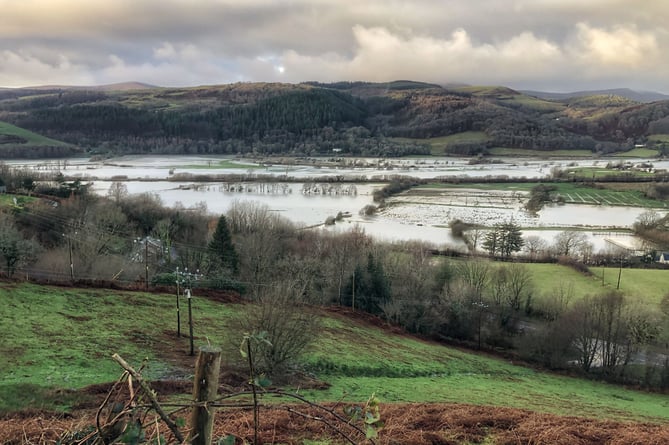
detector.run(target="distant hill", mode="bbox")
[18,81,159,91]
[521,88,669,103]
[1,80,669,158]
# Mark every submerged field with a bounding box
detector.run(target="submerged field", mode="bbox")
[1,281,668,425]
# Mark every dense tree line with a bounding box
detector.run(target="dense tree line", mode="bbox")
[0,144,81,158]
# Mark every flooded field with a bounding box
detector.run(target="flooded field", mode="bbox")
[8,154,667,251]
[10,154,659,180]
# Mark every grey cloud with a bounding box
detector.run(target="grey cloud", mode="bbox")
[0,0,667,91]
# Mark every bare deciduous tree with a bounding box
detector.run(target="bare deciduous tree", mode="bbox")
[107,181,128,203]
[553,230,590,258]
[523,235,547,259]
[240,279,320,377]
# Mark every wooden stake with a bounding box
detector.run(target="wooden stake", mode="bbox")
[189,346,222,445]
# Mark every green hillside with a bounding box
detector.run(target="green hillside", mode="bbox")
[0,120,79,158]
[0,121,68,146]
[2,282,668,423]
[2,81,669,158]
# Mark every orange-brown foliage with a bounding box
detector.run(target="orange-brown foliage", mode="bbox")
[2,402,669,445]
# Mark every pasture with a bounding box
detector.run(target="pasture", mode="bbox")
[488,147,594,157]
[0,121,69,147]
[391,132,489,155]
[1,281,669,423]
[420,181,666,208]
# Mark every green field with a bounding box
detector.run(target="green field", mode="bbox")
[521,263,669,306]
[420,181,666,208]
[565,166,655,180]
[612,147,660,158]
[2,282,669,422]
[0,121,69,146]
[0,194,35,208]
[647,134,669,143]
[549,182,663,207]
[435,261,668,309]
[391,132,490,155]
[488,147,594,157]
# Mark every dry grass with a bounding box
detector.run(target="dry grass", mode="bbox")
[3,402,669,444]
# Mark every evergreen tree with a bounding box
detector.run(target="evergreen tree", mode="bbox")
[483,222,524,258]
[343,253,390,315]
[343,263,365,310]
[499,221,524,258]
[482,228,499,256]
[365,252,390,315]
[208,215,239,274]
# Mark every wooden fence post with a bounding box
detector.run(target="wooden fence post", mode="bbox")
[189,346,222,445]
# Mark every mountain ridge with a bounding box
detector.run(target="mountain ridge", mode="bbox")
[521,88,669,103]
[1,81,158,91]
[2,80,669,159]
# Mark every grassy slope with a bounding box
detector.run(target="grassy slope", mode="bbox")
[390,132,489,155]
[304,314,669,422]
[521,263,669,306]
[0,121,69,146]
[1,282,669,422]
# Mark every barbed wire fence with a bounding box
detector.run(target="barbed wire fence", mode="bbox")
[61,349,381,445]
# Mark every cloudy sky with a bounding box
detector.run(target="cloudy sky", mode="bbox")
[1,0,668,92]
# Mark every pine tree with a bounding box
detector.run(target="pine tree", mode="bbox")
[366,252,390,315]
[483,222,524,258]
[499,221,524,258]
[483,228,500,256]
[208,215,239,274]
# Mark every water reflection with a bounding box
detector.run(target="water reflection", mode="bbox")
[9,155,666,250]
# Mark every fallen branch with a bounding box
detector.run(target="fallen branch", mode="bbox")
[111,353,185,443]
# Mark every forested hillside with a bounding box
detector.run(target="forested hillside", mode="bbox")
[1,81,669,158]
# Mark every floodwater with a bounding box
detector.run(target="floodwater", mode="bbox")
[6,154,628,180]
[7,154,666,251]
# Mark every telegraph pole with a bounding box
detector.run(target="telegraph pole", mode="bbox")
[351,268,356,311]
[134,237,150,289]
[144,240,149,289]
[179,267,201,356]
[63,233,74,281]
[175,267,182,337]
[68,236,74,281]
[187,288,194,356]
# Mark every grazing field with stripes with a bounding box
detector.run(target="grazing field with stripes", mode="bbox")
[421,182,666,208]
[554,184,665,208]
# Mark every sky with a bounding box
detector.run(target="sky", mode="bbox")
[1,0,668,92]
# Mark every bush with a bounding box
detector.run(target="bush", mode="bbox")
[238,281,320,378]
[557,255,591,275]
[360,204,377,216]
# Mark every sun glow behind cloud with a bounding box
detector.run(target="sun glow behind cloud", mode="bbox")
[0,0,667,91]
